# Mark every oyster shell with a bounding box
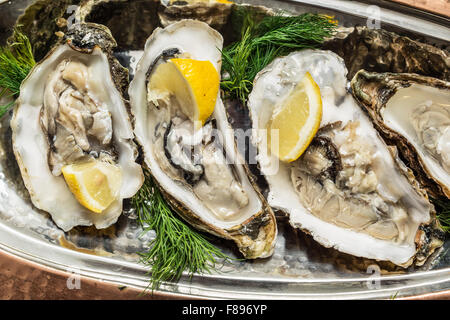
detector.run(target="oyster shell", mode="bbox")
[248,49,444,267]
[351,70,450,200]
[13,0,78,61]
[158,0,233,32]
[324,26,450,82]
[78,0,160,51]
[158,0,275,46]
[129,20,277,259]
[11,23,144,231]
[14,0,275,57]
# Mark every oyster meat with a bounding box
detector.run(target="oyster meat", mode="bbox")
[248,49,444,267]
[351,70,450,199]
[11,23,144,231]
[129,19,277,259]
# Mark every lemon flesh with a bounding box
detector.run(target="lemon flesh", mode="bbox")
[267,72,322,162]
[61,161,122,213]
[148,58,220,129]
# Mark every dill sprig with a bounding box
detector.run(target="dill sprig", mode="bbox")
[221,12,337,104]
[133,170,234,291]
[432,198,450,233]
[0,28,36,117]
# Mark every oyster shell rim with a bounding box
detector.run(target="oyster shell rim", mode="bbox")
[10,23,144,232]
[247,49,444,267]
[128,19,277,259]
[350,69,450,200]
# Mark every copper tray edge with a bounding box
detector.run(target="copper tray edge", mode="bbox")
[0,248,186,300]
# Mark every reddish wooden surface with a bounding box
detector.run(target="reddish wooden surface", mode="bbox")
[400,290,450,300]
[0,249,177,300]
[391,0,450,16]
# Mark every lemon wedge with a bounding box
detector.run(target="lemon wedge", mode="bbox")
[148,58,220,130]
[61,161,122,213]
[267,72,322,162]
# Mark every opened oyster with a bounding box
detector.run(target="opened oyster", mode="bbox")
[351,71,450,200]
[248,49,444,267]
[11,23,144,231]
[129,19,277,259]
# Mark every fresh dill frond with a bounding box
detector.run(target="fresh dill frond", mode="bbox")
[221,11,337,104]
[0,28,36,117]
[133,170,234,291]
[389,291,399,300]
[432,197,450,233]
[221,28,254,104]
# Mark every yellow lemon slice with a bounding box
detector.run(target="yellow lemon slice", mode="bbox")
[61,161,122,213]
[148,58,220,130]
[267,72,322,162]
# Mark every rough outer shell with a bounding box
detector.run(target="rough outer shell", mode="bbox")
[13,0,81,61]
[158,0,234,32]
[158,1,275,41]
[351,70,450,200]
[12,0,160,58]
[323,26,450,81]
[14,0,275,56]
[11,23,144,231]
[129,19,277,259]
[78,0,161,51]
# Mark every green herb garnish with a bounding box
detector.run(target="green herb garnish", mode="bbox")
[221,11,337,104]
[0,28,36,117]
[433,198,450,233]
[133,170,234,291]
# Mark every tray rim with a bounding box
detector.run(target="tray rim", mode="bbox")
[0,217,449,299]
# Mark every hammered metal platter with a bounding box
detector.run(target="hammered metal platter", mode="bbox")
[0,0,449,299]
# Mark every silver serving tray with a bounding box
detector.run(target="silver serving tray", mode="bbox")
[0,0,448,299]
